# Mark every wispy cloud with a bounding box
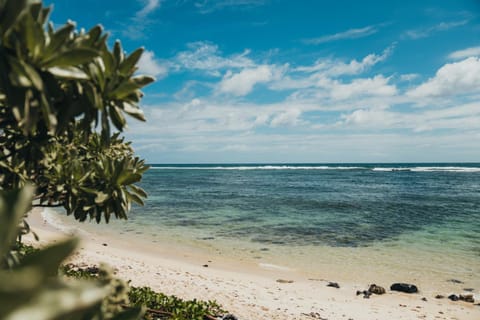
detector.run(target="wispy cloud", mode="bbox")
[294,45,394,76]
[448,46,480,60]
[404,20,468,39]
[136,0,162,18]
[303,25,378,45]
[194,0,267,14]
[122,0,162,39]
[173,42,255,74]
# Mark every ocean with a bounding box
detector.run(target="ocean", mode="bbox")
[46,163,480,293]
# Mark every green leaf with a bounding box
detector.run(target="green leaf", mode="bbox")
[0,0,27,37]
[85,25,103,46]
[110,306,145,320]
[110,105,126,131]
[100,43,115,76]
[122,102,145,121]
[117,172,141,186]
[108,81,140,100]
[113,40,123,65]
[40,48,99,68]
[0,186,34,257]
[128,184,147,198]
[1,282,107,320]
[131,75,155,87]
[48,66,88,80]
[128,192,144,206]
[18,238,79,277]
[118,47,143,75]
[43,22,75,58]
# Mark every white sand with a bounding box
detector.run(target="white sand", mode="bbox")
[24,209,480,320]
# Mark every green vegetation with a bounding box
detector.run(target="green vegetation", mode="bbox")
[0,0,150,223]
[0,1,229,319]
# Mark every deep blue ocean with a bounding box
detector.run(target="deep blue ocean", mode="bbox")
[131,163,480,251]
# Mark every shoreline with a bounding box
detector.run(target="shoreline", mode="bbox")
[25,209,480,320]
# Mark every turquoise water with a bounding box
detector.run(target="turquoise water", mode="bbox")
[48,163,480,290]
[132,163,480,251]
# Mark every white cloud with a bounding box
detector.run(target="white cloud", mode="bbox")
[137,50,168,78]
[448,46,480,60]
[136,0,161,18]
[174,42,254,74]
[341,108,397,127]
[339,102,480,132]
[296,45,393,76]
[407,57,480,98]
[194,0,267,14]
[399,73,419,82]
[303,25,378,44]
[404,20,468,39]
[218,65,282,96]
[270,46,394,92]
[329,75,397,100]
[125,40,480,163]
[270,108,302,127]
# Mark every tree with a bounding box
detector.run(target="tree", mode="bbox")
[0,0,152,318]
[0,0,151,223]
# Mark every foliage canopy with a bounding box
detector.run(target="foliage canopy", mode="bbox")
[0,0,151,223]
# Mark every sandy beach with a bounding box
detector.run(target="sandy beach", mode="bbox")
[24,208,480,320]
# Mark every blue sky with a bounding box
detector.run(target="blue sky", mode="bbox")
[47,0,480,163]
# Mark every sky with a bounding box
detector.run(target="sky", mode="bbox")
[46,0,480,163]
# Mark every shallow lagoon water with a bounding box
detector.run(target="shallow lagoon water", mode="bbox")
[46,163,480,293]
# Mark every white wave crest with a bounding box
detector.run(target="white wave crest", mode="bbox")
[40,208,88,236]
[372,167,480,172]
[151,165,366,170]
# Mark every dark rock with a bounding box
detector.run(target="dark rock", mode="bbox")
[368,284,386,295]
[447,279,464,284]
[202,264,209,268]
[421,297,427,302]
[448,294,459,301]
[463,288,475,292]
[460,294,475,303]
[327,282,340,288]
[276,279,294,284]
[222,314,238,320]
[435,294,445,299]
[390,283,418,293]
[356,290,371,299]
[102,243,108,246]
